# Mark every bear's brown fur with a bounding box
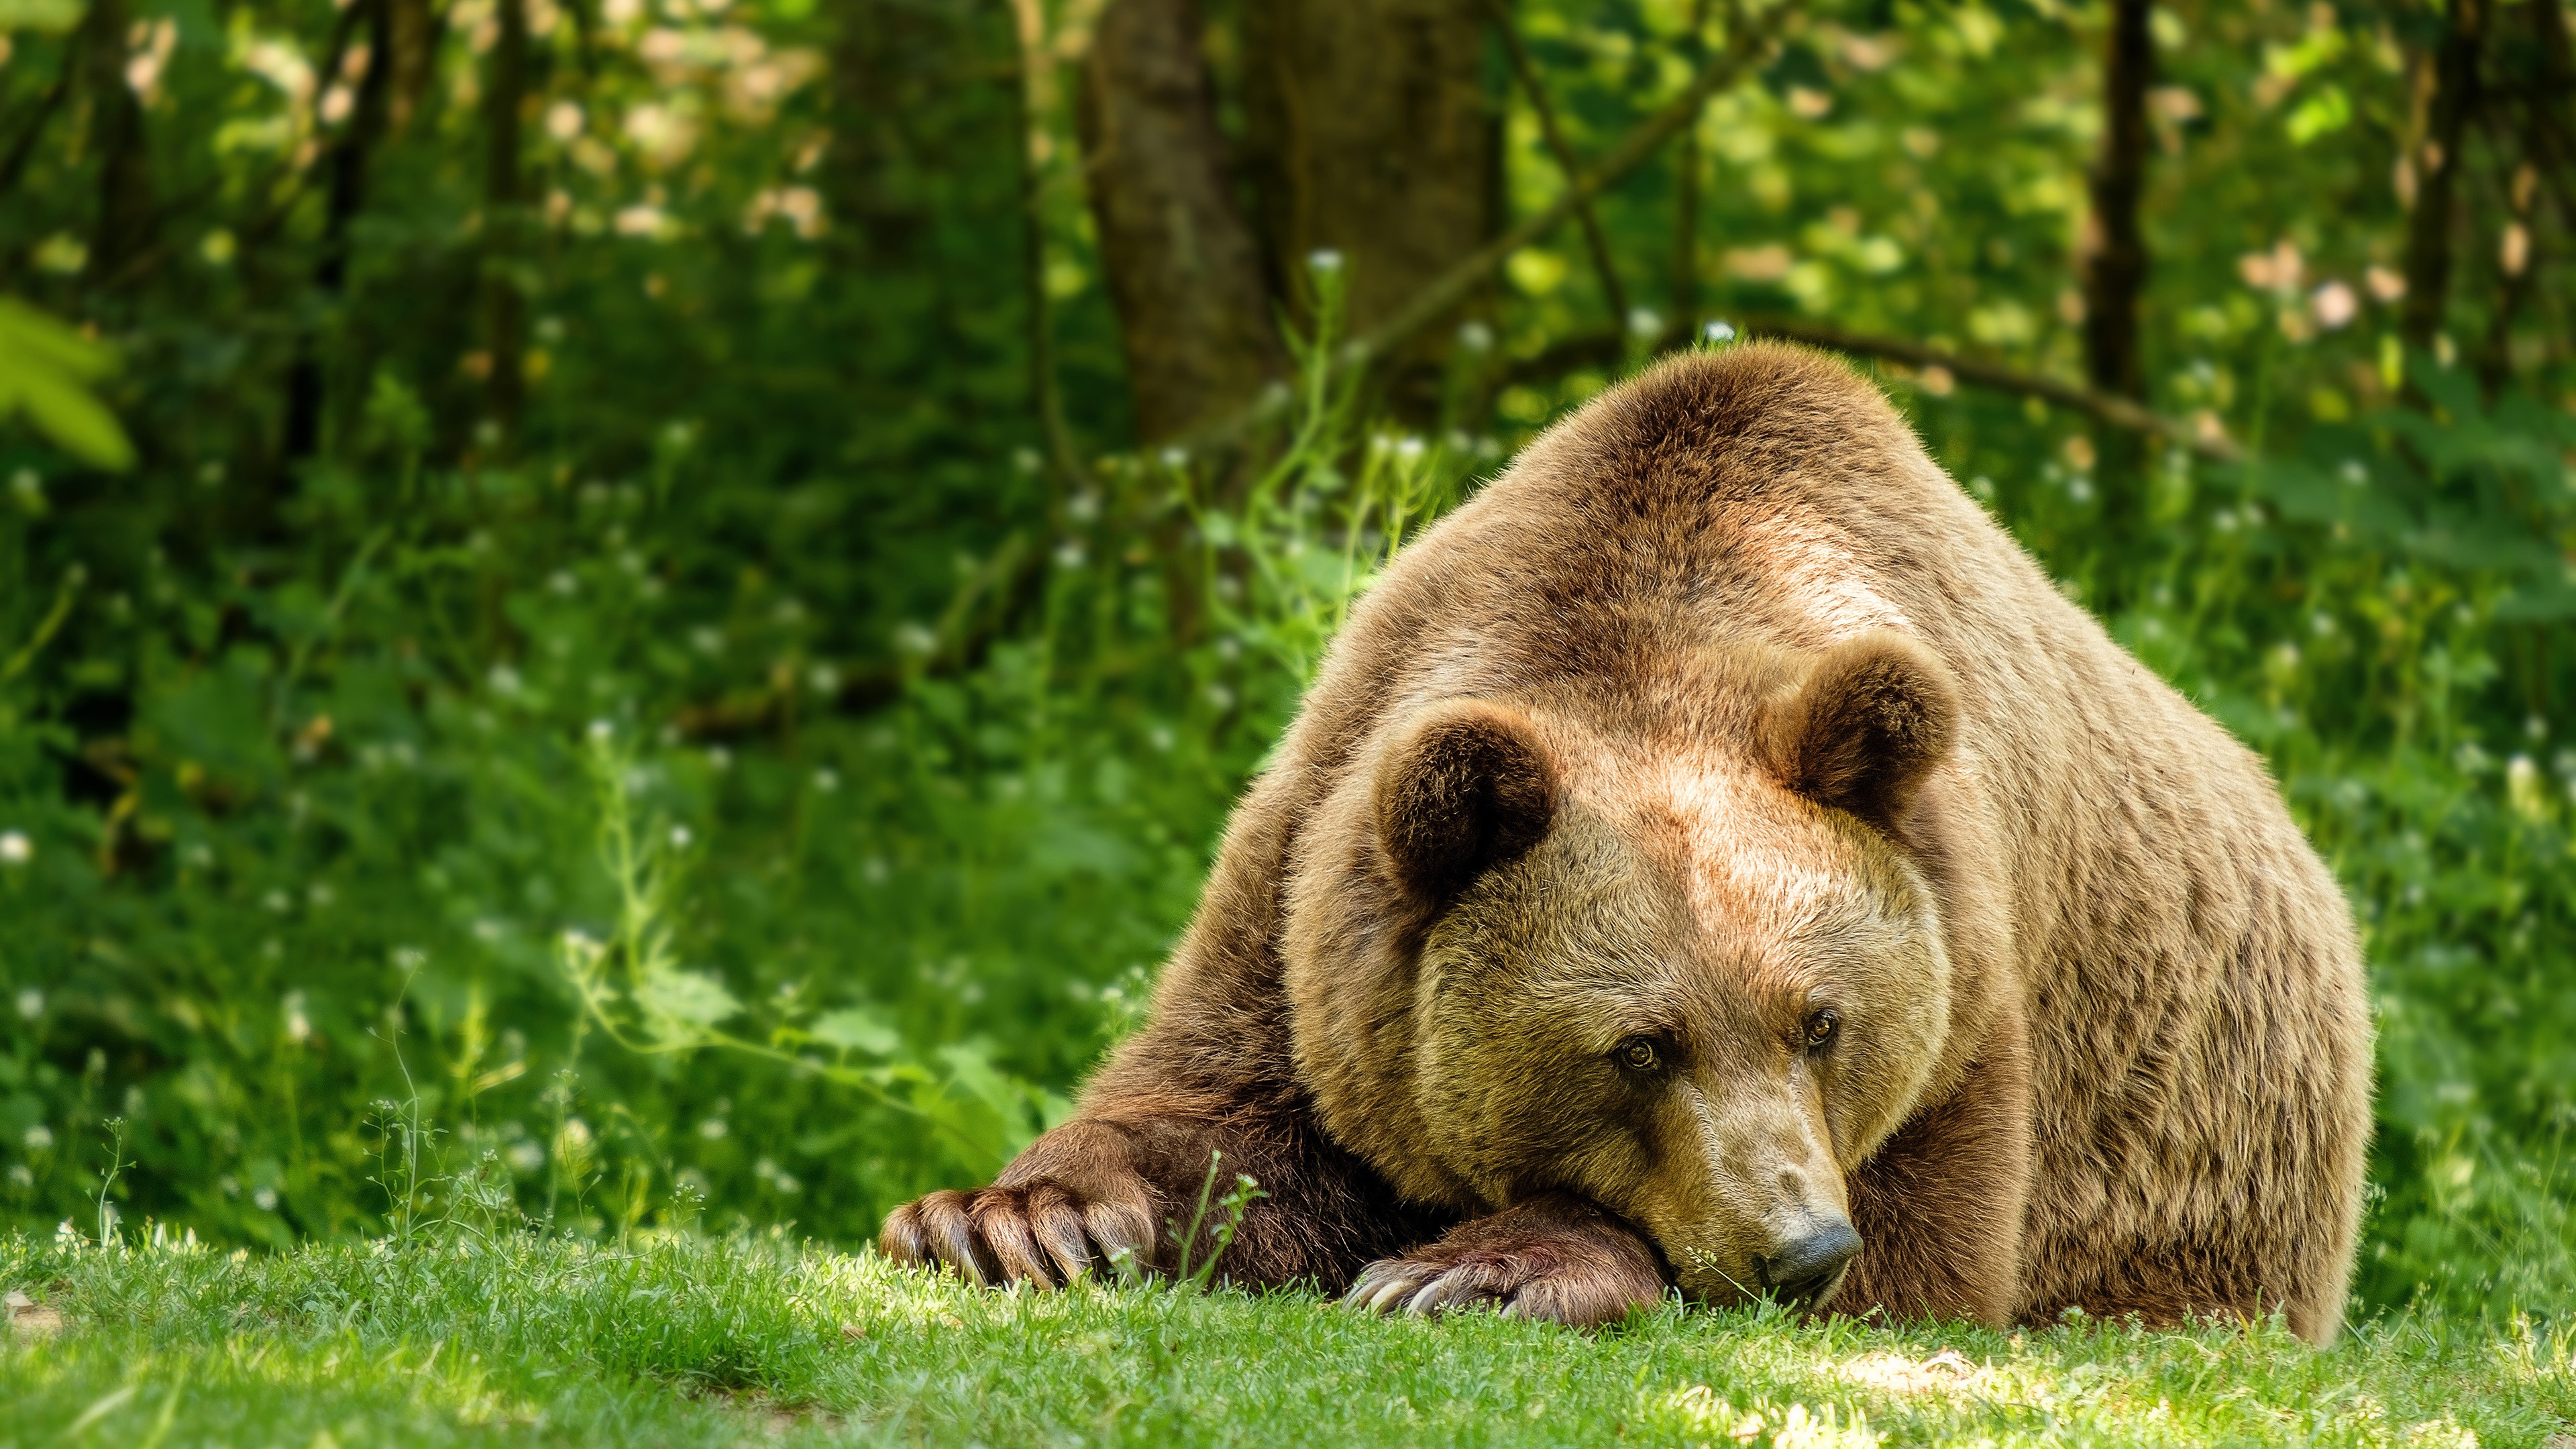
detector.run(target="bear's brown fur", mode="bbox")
[881,343,2374,1342]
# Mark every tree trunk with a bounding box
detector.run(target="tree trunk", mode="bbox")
[2078,0,2152,553]
[1241,0,1496,401]
[287,0,396,460]
[2400,0,2487,352]
[1006,0,1083,492]
[85,0,156,282]
[1077,0,1285,442]
[826,0,942,264]
[2080,0,2151,402]
[482,0,531,445]
[386,0,437,135]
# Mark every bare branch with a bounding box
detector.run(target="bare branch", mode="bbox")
[1343,0,1790,366]
[1739,317,2239,462]
[1497,319,2239,462]
[1483,0,1629,325]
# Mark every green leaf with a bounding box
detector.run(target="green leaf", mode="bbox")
[0,0,85,31]
[633,966,741,1033]
[808,1006,900,1057]
[2285,85,2351,146]
[0,298,134,469]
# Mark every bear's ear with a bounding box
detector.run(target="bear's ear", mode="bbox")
[1374,699,1558,902]
[1763,633,1959,825]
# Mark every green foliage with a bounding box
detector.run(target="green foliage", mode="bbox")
[0,301,133,471]
[2,0,2575,1334]
[6,1231,2576,1446]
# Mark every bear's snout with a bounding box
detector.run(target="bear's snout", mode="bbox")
[1753,1216,1862,1308]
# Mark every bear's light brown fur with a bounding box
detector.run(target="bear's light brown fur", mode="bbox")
[881,343,2374,1342]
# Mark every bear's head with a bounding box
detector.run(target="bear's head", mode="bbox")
[1284,631,1964,1309]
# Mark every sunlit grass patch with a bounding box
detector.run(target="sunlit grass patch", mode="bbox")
[3,1232,2571,1446]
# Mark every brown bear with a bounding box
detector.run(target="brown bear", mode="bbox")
[881,342,2375,1342]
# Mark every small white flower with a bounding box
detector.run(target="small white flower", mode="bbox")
[812,768,841,794]
[2310,280,2358,330]
[0,830,29,865]
[15,989,40,1018]
[1307,248,1344,275]
[506,1140,547,1174]
[1703,320,1737,343]
[23,1126,54,1150]
[1456,320,1495,353]
[253,1187,278,1210]
[669,824,693,849]
[699,1118,729,1139]
[1627,307,1664,339]
[587,719,614,743]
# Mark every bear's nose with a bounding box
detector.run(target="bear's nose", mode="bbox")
[1754,1218,1862,1307]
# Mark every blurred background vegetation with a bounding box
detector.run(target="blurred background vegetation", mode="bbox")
[1,0,2573,1322]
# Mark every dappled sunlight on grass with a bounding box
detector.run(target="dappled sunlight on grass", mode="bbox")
[9,1232,2569,1446]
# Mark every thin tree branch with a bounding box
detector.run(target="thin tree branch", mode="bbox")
[1483,0,1629,325]
[0,50,75,201]
[1739,317,2239,460]
[1671,0,1713,329]
[1495,318,2240,462]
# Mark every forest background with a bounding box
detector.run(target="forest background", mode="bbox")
[1,0,2573,1326]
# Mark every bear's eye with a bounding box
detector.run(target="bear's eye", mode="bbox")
[1615,1037,1662,1073]
[1804,1010,1840,1050]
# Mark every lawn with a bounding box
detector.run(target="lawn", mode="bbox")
[2,1232,2570,1448]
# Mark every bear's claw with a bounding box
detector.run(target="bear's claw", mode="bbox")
[879,1180,1154,1288]
[1339,1195,1669,1327]
[1342,1246,1660,1326]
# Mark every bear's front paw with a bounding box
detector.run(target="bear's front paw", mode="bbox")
[1342,1195,1667,1327]
[879,1176,1157,1289]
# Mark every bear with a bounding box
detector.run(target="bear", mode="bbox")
[881,341,2375,1342]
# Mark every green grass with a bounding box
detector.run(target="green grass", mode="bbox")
[2,1233,2570,1447]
